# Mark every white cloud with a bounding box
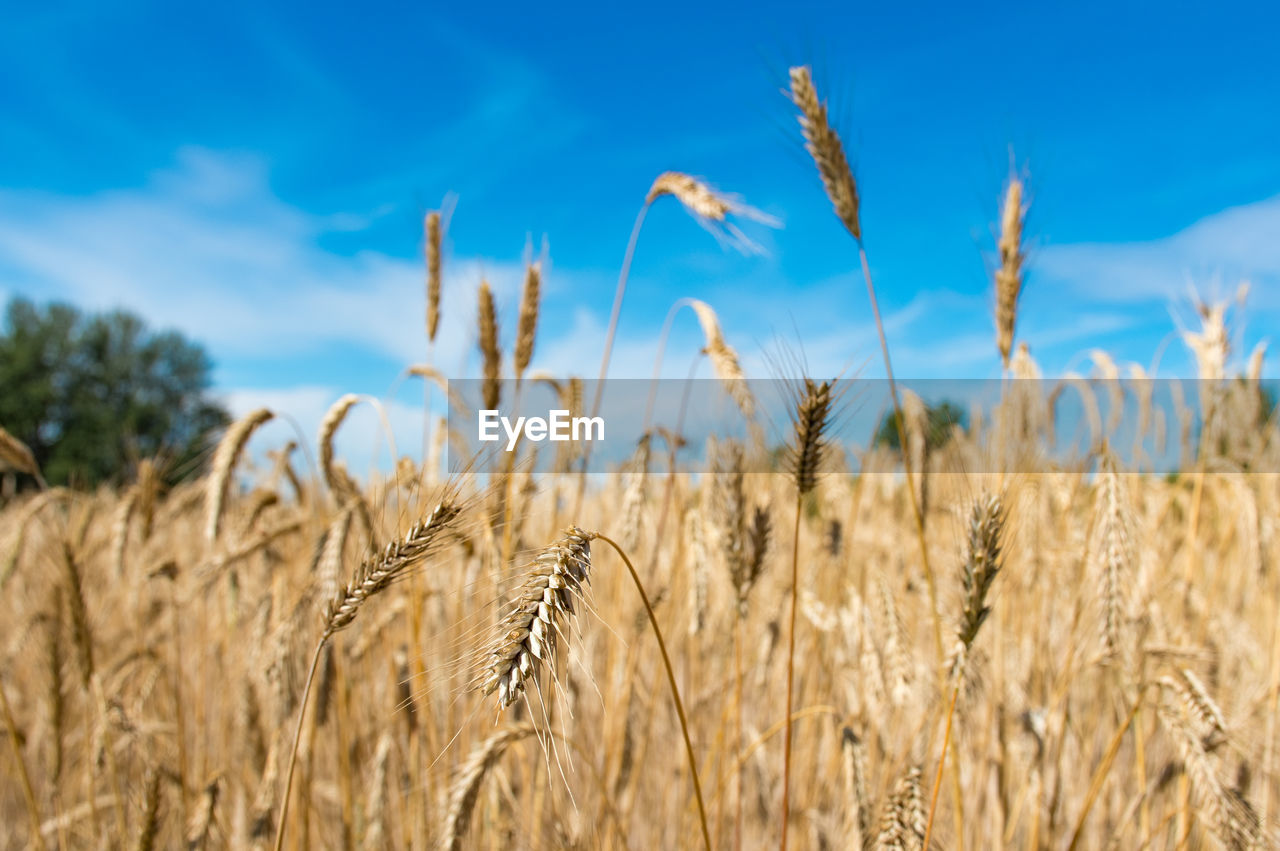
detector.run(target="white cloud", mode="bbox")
[0,147,528,370]
[1037,194,1280,307]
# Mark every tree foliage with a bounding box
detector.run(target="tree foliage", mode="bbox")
[873,399,967,452]
[0,297,228,487]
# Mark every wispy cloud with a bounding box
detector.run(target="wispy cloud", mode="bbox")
[0,148,528,370]
[1037,194,1280,307]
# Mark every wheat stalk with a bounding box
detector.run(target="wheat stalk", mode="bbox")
[471,526,711,848]
[781,376,835,851]
[274,494,462,851]
[924,493,1007,849]
[787,61,947,706]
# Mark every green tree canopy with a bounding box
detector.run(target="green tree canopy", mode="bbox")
[873,399,967,452]
[0,297,229,487]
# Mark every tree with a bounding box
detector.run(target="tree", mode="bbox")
[873,399,967,452]
[0,297,229,488]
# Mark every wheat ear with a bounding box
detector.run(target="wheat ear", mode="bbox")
[425,210,443,342]
[318,394,360,500]
[185,777,220,850]
[841,727,870,846]
[688,299,755,420]
[580,168,774,515]
[514,261,540,383]
[877,765,925,849]
[0,425,45,489]
[206,408,274,544]
[274,495,461,851]
[1157,676,1261,849]
[788,66,860,240]
[995,176,1026,368]
[476,281,502,412]
[1096,452,1133,670]
[135,767,161,851]
[476,527,595,708]
[438,724,535,851]
[923,493,1007,849]
[472,528,711,849]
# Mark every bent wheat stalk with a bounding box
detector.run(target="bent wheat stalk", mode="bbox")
[595,533,712,851]
[578,170,771,516]
[474,527,711,850]
[206,408,274,544]
[273,496,461,851]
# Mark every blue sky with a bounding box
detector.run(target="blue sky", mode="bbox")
[2,0,1278,462]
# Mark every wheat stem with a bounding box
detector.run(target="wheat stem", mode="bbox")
[1066,691,1146,851]
[1,677,48,851]
[922,683,960,849]
[779,496,802,851]
[576,202,651,518]
[595,533,711,851]
[273,638,325,851]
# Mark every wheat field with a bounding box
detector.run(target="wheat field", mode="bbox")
[1,66,1278,851]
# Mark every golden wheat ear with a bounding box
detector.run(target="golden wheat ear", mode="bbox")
[788,65,860,241]
[995,175,1026,368]
[476,280,502,412]
[206,408,274,544]
[425,209,443,343]
[439,724,535,851]
[475,526,595,710]
[0,426,44,488]
[274,491,464,851]
[513,261,541,383]
[787,377,835,497]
